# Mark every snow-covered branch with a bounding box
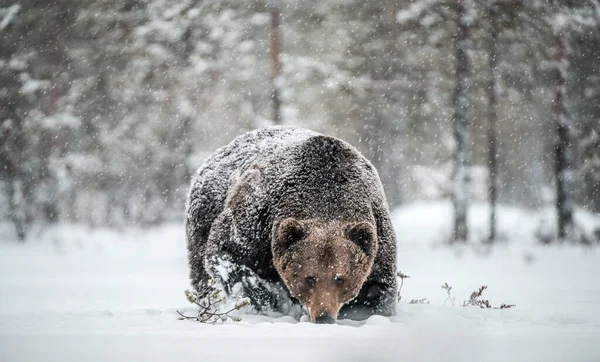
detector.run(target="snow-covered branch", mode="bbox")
[0,4,20,31]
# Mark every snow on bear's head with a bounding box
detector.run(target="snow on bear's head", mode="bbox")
[272,218,377,324]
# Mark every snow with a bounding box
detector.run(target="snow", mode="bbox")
[0,4,20,31]
[396,0,441,25]
[1,202,600,361]
[18,73,51,95]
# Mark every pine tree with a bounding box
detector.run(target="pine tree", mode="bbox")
[549,0,599,242]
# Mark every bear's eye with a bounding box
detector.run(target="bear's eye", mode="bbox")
[334,276,344,287]
[305,276,317,287]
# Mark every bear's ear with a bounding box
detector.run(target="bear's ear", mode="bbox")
[275,218,305,253]
[345,222,376,256]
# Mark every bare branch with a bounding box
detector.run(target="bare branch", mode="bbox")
[396,271,411,302]
[442,282,456,306]
[462,285,515,309]
[177,282,251,324]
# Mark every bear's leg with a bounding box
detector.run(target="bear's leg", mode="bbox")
[206,253,291,313]
[187,232,212,293]
[338,281,396,320]
[203,211,291,314]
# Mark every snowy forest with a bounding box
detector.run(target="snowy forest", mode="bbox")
[3,2,600,359]
[1,0,599,242]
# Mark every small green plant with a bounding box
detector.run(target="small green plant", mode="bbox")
[177,280,251,323]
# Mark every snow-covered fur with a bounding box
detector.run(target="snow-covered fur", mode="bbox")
[186,126,397,319]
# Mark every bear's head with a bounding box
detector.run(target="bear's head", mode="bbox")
[272,218,377,324]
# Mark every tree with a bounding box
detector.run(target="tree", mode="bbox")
[0,0,76,238]
[481,0,528,242]
[485,4,499,242]
[553,26,576,242]
[451,0,475,243]
[570,22,600,214]
[549,0,599,242]
[269,0,283,124]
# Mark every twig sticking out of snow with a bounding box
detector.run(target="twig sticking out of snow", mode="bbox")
[462,285,515,309]
[396,271,410,302]
[463,285,491,308]
[442,282,515,309]
[177,280,250,323]
[442,282,456,306]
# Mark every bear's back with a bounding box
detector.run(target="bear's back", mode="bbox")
[186,126,319,248]
[265,133,383,224]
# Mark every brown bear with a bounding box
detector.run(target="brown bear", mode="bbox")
[186,126,397,323]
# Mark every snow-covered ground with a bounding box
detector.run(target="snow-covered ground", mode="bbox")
[1,201,600,362]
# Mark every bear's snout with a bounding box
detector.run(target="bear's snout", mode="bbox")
[315,315,335,324]
[306,291,340,324]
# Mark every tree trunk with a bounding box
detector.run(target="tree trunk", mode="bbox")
[7,173,26,242]
[554,31,576,242]
[0,91,28,241]
[270,0,283,124]
[486,7,499,243]
[451,0,474,243]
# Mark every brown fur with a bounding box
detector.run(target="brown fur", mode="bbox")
[273,218,377,322]
[187,127,398,321]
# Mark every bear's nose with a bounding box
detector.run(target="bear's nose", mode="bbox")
[315,315,335,324]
